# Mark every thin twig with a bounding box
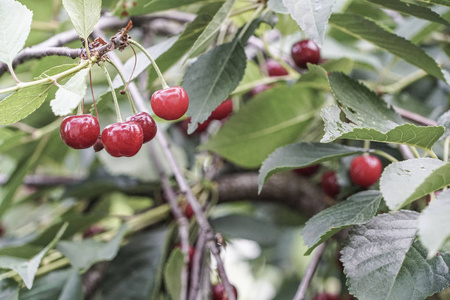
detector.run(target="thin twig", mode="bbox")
[189,229,208,300]
[293,242,327,300]
[394,106,437,126]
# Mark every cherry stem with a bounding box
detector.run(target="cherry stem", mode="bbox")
[237,4,265,41]
[107,59,138,114]
[101,64,122,122]
[128,39,169,89]
[89,70,99,119]
[409,146,421,159]
[7,64,21,84]
[122,44,138,94]
[373,150,399,163]
[77,101,83,115]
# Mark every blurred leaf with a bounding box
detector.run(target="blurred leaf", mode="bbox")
[0,279,19,300]
[329,13,446,81]
[416,0,450,7]
[438,110,450,137]
[57,225,128,272]
[0,0,33,65]
[268,0,288,14]
[164,249,184,300]
[0,128,26,152]
[380,158,450,211]
[0,223,67,289]
[187,0,235,59]
[57,269,82,300]
[114,0,210,16]
[367,0,449,25]
[50,68,88,116]
[342,210,450,300]
[19,270,70,300]
[258,142,367,192]
[62,0,101,41]
[282,0,335,47]
[321,57,354,73]
[418,190,450,258]
[302,190,382,255]
[203,86,322,168]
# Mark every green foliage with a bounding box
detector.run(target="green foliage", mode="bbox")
[50,68,88,116]
[62,0,101,43]
[164,249,184,300]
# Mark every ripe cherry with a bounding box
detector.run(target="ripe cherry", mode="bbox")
[93,136,104,152]
[349,155,382,188]
[101,121,143,157]
[151,86,189,120]
[210,99,233,120]
[126,112,157,143]
[321,171,340,198]
[313,293,340,300]
[426,191,442,205]
[212,283,238,300]
[185,203,194,219]
[291,39,321,69]
[250,84,272,96]
[180,118,211,134]
[266,59,288,76]
[60,114,100,149]
[294,164,321,177]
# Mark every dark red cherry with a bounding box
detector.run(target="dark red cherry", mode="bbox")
[250,84,272,96]
[266,59,288,76]
[313,293,340,300]
[291,39,321,69]
[185,203,194,219]
[321,171,340,198]
[60,114,100,149]
[181,117,211,134]
[101,121,143,157]
[93,136,104,152]
[210,99,233,120]
[212,283,238,300]
[294,164,321,177]
[126,112,157,143]
[349,155,382,188]
[151,86,189,120]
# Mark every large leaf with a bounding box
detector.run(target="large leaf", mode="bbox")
[57,225,128,272]
[19,270,70,300]
[182,38,247,133]
[418,190,450,258]
[0,0,33,65]
[62,0,101,41]
[0,223,67,289]
[0,84,51,125]
[329,13,446,81]
[164,249,184,300]
[258,142,368,192]
[50,68,89,116]
[342,211,450,300]
[187,0,235,58]
[322,73,445,150]
[202,86,322,168]
[416,0,450,7]
[282,0,335,47]
[302,190,382,255]
[0,279,19,300]
[380,158,450,211]
[367,0,450,25]
[57,269,82,300]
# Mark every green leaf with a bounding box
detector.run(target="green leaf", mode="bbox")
[0,223,67,289]
[302,191,382,255]
[329,13,446,81]
[416,0,450,7]
[57,269,82,300]
[0,84,51,125]
[418,190,450,258]
[0,0,33,65]
[50,68,88,116]
[187,0,236,59]
[258,143,367,193]
[282,0,336,47]
[268,0,288,14]
[202,86,322,168]
[114,0,208,16]
[182,38,247,133]
[367,0,450,25]
[164,249,184,300]
[57,225,128,272]
[323,73,445,149]
[0,279,19,300]
[62,0,101,41]
[380,158,450,211]
[342,210,450,300]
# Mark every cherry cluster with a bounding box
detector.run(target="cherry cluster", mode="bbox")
[60,86,189,157]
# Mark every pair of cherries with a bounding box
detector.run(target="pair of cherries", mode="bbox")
[60,86,189,157]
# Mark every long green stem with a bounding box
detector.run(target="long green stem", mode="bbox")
[378,70,427,94]
[409,146,421,158]
[107,59,138,114]
[373,150,399,162]
[101,64,122,122]
[0,60,90,95]
[128,39,169,89]
[237,4,265,41]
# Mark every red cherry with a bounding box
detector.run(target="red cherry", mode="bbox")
[93,136,104,152]
[181,118,211,134]
[313,293,340,300]
[321,171,340,198]
[126,112,157,143]
[60,115,100,149]
[426,191,443,205]
[210,99,233,120]
[212,283,238,300]
[250,84,272,96]
[349,155,382,188]
[291,39,321,69]
[266,59,288,76]
[294,164,321,177]
[101,122,143,157]
[151,86,189,120]
[185,203,194,219]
